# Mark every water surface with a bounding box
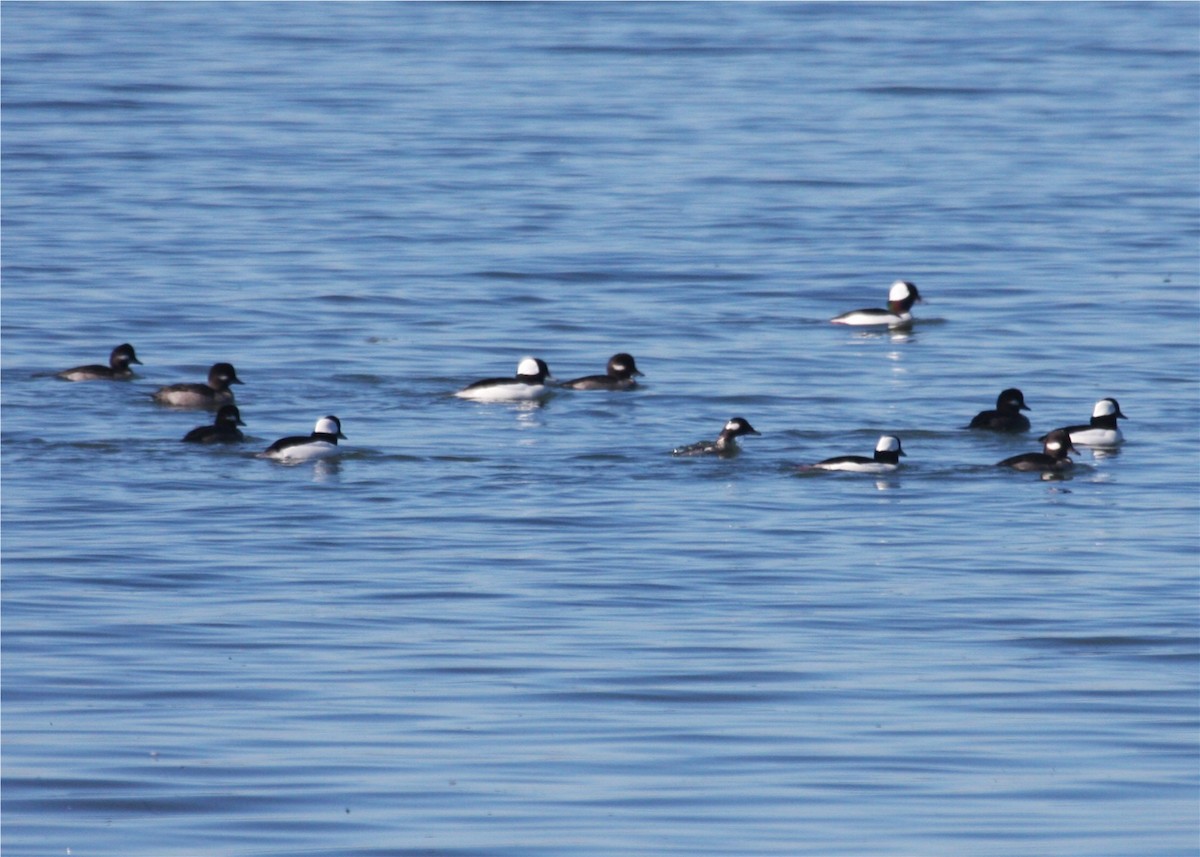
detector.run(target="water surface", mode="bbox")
[3,4,1198,856]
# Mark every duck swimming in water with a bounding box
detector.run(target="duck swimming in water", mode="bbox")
[809,435,906,473]
[262,415,347,461]
[1044,397,1127,447]
[968,388,1031,433]
[152,362,243,409]
[57,343,142,381]
[561,353,643,391]
[997,428,1075,474]
[455,357,554,402]
[182,404,246,444]
[672,417,761,457]
[830,280,922,328]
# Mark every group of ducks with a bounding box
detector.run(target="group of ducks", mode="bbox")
[667,389,1126,475]
[966,388,1126,474]
[56,345,343,460]
[54,280,1127,472]
[52,344,644,461]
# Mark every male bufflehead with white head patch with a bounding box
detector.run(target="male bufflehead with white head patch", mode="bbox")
[182,404,247,444]
[455,357,554,402]
[153,362,243,408]
[262,415,346,461]
[673,417,760,457]
[831,280,922,328]
[561,353,643,391]
[1043,397,1127,447]
[810,435,906,473]
[968,388,1031,433]
[57,343,142,381]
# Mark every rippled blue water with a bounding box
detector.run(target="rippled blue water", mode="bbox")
[3,3,1198,855]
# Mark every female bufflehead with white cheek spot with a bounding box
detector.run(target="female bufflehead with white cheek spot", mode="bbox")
[968,388,1031,433]
[561,353,643,391]
[809,435,906,473]
[152,362,243,409]
[673,417,760,457]
[830,280,922,328]
[262,415,347,461]
[57,343,142,381]
[997,428,1075,473]
[455,357,554,402]
[182,404,246,444]
[1045,397,1127,447]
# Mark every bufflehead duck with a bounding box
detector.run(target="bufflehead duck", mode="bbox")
[968,388,1031,433]
[263,415,346,461]
[455,357,554,402]
[561,353,643,391]
[830,280,922,328]
[182,404,246,444]
[57,343,142,381]
[152,362,243,408]
[1043,397,1127,447]
[997,428,1075,473]
[673,417,760,457]
[811,435,906,473]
